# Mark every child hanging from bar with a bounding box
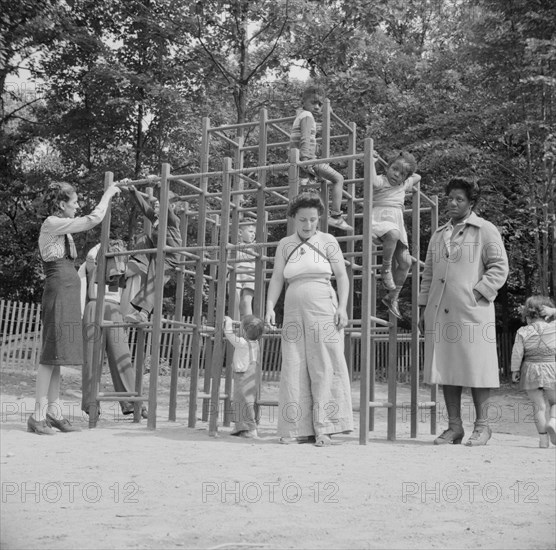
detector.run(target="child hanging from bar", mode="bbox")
[371,151,421,319]
[121,183,183,323]
[289,85,352,232]
[234,218,258,319]
[223,315,266,438]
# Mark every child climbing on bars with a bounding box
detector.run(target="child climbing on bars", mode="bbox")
[289,86,352,232]
[371,151,421,319]
[223,315,266,438]
[121,183,182,323]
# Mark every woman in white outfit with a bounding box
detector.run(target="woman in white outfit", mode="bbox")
[265,192,354,446]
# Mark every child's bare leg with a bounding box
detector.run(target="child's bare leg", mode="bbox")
[526,389,548,434]
[239,289,254,319]
[389,244,413,301]
[380,229,399,290]
[546,389,556,416]
[313,163,344,214]
[545,388,556,444]
[330,179,344,215]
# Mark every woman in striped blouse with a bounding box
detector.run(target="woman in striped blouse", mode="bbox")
[28,181,120,435]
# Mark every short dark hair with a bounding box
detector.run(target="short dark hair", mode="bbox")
[302,86,323,102]
[388,151,417,176]
[521,295,555,322]
[445,177,480,205]
[241,315,265,341]
[287,191,325,218]
[42,182,76,217]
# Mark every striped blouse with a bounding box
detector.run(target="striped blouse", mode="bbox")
[39,202,109,261]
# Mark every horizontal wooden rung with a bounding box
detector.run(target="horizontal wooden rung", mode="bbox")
[98,392,139,397]
[256,400,278,407]
[96,396,145,402]
[368,401,393,408]
[197,392,228,400]
[417,401,437,408]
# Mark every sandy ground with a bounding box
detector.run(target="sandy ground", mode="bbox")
[1,364,555,550]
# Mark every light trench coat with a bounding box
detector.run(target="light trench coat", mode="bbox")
[418,212,509,387]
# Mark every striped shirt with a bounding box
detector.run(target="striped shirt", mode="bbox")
[289,109,317,160]
[39,202,109,261]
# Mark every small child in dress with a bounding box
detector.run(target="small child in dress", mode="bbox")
[371,151,421,319]
[235,220,257,318]
[511,295,556,448]
[223,314,266,438]
[289,86,352,232]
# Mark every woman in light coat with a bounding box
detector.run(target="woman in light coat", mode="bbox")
[418,178,509,446]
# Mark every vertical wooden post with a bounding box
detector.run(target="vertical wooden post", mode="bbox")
[208,158,233,436]
[169,206,188,421]
[430,195,439,435]
[387,316,398,440]
[254,108,268,317]
[188,117,210,427]
[410,181,421,438]
[321,98,331,226]
[359,138,375,444]
[88,171,113,428]
[146,162,171,429]
[345,121,357,380]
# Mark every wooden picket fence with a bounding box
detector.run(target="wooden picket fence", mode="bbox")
[0,299,202,376]
[1,299,516,380]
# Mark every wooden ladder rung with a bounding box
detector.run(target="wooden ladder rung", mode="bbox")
[98,392,139,397]
[97,396,145,402]
[197,392,228,400]
[368,401,393,408]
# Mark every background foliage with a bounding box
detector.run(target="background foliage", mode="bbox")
[1,0,554,324]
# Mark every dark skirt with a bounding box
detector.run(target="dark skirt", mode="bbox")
[40,259,83,365]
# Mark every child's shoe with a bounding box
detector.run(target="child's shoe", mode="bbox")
[546,418,556,445]
[539,433,549,448]
[382,295,402,319]
[328,214,353,232]
[124,309,149,324]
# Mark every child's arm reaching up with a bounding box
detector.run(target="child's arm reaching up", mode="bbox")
[223,316,245,347]
[540,305,556,321]
[404,173,421,192]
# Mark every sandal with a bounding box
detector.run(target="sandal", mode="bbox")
[315,435,332,447]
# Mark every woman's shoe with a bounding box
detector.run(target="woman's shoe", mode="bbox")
[46,413,81,433]
[27,415,55,435]
[465,423,492,446]
[546,418,556,445]
[539,433,550,448]
[315,434,332,447]
[433,427,464,445]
